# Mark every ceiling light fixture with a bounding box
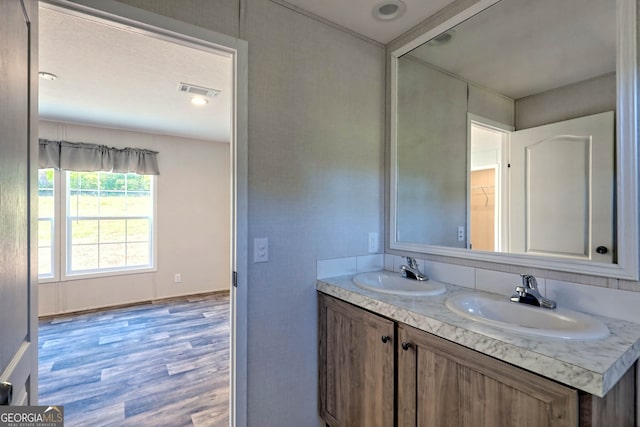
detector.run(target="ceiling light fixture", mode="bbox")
[191,96,209,106]
[39,71,58,81]
[373,0,406,21]
[427,30,456,46]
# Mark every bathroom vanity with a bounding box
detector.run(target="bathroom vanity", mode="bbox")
[317,275,640,427]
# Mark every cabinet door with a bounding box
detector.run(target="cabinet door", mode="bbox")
[319,294,395,427]
[398,324,578,427]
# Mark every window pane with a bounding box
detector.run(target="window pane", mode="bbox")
[70,220,99,244]
[100,173,127,192]
[127,243,149,266]
[127,174,150,191]
[38,169,55,279]
[127,219,150,242]
[68,191,99,216]
[38,169,55,218]
[100,219,126,243]
[38,218,53,244]
[100,243,126,269]
[99,192,127,216]
[68,171,99,190]
[38,247,52,277]
[127,193,152,216]
[71,244,99,271]
[66,170,154,276]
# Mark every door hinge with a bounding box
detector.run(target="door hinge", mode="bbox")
[0,382,12,406]
[232,271,238,288]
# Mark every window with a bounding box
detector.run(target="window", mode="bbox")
[38,169,55,279]
[38,169,155,280]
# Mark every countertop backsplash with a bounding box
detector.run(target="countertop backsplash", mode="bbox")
[316,254,640,325]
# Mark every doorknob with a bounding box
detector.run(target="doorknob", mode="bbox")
[0,382,12,405]
[596,246,608,254]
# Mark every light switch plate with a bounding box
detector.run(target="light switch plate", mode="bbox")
[368,232,379,253]
[254,237,269,263]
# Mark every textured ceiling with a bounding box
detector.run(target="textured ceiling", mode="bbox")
[407,0,615,99]
[39,0,615,140]
[39,5,233,143]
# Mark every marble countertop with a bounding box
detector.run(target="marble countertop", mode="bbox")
[317,272,640,397]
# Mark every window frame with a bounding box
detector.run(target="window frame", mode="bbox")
[38,169,158,283]
[38,168,60,282]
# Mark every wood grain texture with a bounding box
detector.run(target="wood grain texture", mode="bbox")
[38,293,229,426]
[579,361,636,427]
[0,0,39,406]
[398,323,578,427]
[0,0,30,376]
[319,293,394,427]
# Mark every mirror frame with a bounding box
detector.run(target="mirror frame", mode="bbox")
[388,0,640,280]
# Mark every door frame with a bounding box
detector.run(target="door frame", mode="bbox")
[37,1,248,425]
[467,113,513,253]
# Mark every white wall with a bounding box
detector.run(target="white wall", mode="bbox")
[38,120,230,315]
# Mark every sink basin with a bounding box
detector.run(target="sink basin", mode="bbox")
[445,293,609,340]
[352,272,446,297]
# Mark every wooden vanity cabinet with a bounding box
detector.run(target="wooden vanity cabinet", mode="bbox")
[397,323,578,427]
[319,293,637,427]
[318,293,395,427]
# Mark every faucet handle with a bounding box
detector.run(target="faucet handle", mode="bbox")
[514,285,527,297]
[406,257,418,269]
[520,274,538,290]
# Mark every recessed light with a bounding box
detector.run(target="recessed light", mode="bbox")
[39,72,58,81]
[373,0,406,21]
[191,96,209,106]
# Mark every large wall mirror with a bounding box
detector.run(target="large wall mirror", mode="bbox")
[389,0,640,279]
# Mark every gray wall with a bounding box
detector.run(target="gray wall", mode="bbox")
[397,56,467,247]
[515,73,616,129]
[244,1,383,424]
[116,0,385,425]
[396,56,512,247]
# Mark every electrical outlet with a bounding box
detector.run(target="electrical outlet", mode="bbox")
[368,232,379,253]
[254,237,269,263]
[457,226,465,242]
[174,273,182,283]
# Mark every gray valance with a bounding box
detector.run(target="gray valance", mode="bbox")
[39,139,160,175]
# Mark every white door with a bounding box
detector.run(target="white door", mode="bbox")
[0,0,39,406]
[509,111,614,263]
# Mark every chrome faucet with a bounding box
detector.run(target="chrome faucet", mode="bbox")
[510,274,556,309]
[400,257,428,281]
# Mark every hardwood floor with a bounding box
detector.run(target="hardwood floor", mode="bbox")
[38,293,230,427]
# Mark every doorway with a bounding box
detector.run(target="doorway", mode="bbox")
[468,114,512,252]
[35,1,248,425]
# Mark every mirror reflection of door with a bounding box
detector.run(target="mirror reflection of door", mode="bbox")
[509,111,614,263]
